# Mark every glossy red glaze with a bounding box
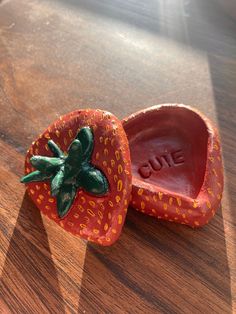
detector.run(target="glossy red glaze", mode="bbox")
[123,104,224,227]
[24,109,132,245]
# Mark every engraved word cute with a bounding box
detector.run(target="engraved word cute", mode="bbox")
[138,149,184,179]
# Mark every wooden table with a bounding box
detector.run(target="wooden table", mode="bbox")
[0,0,235,313]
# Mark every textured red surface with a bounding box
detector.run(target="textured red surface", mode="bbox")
[24,109,132,245]
[123,104,224,227]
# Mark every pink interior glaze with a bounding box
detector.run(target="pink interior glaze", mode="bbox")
[124,106,209,198]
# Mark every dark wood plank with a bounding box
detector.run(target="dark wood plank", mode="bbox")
[0,0,235,313]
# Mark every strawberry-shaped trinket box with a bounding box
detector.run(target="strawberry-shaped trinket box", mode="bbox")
[21,109,132,245]
[122,104,223,227]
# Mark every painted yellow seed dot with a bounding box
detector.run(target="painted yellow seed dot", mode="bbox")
[158,192,163,200]
[99,137,103,143]
[87,209,95,217]
[78,205,84,212]
[98,210,103,219]
[206,201,211,209]
[176,208,180,214]
[45,144,49,151]
[169,197,173,205]
[89,201,95,208]
[43,183,48,190]
[111,138,115,146]
[217,194,221,200]
[45,205,51,210]
[96,152,99,160]
[182,214,186,218]
[55,130,60,137]
[108,212,112,220]
[37,199,41,204]
[59,221,64,227]
[163,203,168,210]
[193,200,198,208]
[151,209,156,213]
[93,229,99,234]
[74,213,79,218]
[106,237,111,242]
[123,189,127,195]
[117,180,123,192]
[100,203,105,210]
[209,157,214,163]
[30,189,35,195]
[141,201,145,210]
[97,219,101,225]
[84,216,90,224]
[68,129,73,138]
[153,195,157,202]
[81,197,86,204]
[124,199,128,206]
[212,169,218,177]
[80,224,86,229]
[114,175,118,182]
[111,159,115,167]
[39,195,44,200]
[145,196,149,201]
[124,207,128,213]
[112,229,117,234]
[36,185,40,190]
[68,222,74,227]
[48,191,51,196]
[176,197,182,206]
[138,188,144,196]
[103,160,108,167]
[104,223,108,231]
[109,201,114,207]
[115,150,120,161]
[194,221,200,226]
[49,198,54,203]
[104,137,109,145]
[117,164,123,175]
[107,167,112,175]
[207,188,214,196]
[104,148,108,156]
[118,215,123,224]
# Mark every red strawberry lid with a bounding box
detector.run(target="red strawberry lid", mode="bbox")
[122,104,224,228]
[21,109,132,246]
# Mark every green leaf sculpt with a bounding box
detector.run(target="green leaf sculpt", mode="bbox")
[20,127,109,218]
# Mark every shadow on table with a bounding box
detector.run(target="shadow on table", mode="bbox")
[77,206,231,313]
[1,193,65,313]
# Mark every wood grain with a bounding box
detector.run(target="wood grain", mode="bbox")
[0,0,235,313]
